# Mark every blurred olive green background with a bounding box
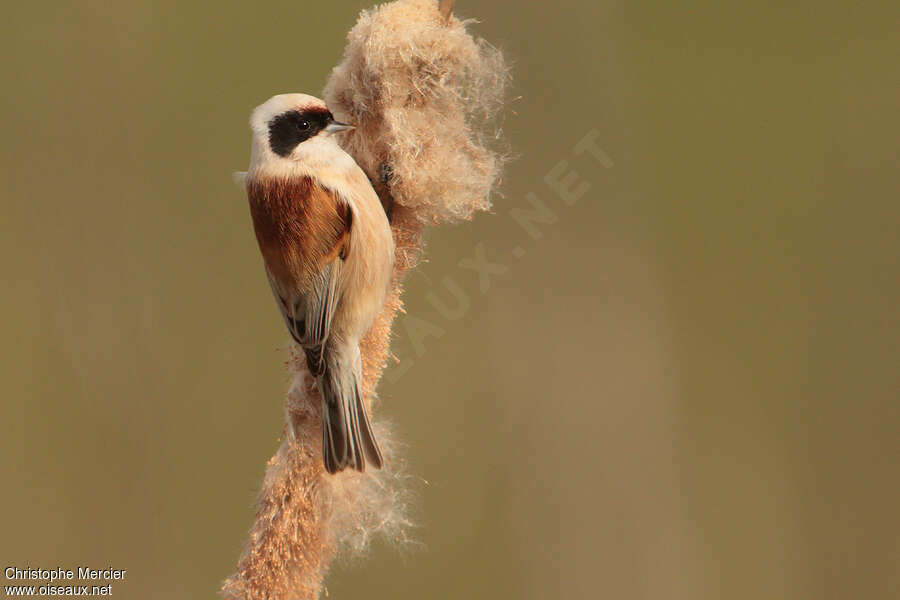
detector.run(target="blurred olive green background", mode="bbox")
[1,1,897,598]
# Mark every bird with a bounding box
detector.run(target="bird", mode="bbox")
[242,93,393,474]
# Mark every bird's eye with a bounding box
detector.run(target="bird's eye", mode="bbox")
[298,120,310,131]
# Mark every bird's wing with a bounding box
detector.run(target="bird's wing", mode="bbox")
[247,176,353,371]
[278,207,352,377]
[268,254,342,375]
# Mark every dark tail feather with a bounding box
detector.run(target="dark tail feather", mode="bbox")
[320,364,383,474]
[355,384,383,469]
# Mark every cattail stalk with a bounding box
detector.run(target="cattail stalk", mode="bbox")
[222,2,507,598]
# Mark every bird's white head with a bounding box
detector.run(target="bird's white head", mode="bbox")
[248,93,356,178]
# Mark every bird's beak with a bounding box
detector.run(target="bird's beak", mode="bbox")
[325,121,355,134]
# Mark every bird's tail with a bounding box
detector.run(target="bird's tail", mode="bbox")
[319,349,383,474]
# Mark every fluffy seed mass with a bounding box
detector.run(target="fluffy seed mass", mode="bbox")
[324,0,509,224]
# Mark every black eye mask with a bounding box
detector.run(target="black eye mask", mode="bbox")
[267,108,333,157]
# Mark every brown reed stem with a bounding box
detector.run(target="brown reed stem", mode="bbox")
[221,1,510,597]
[221,207,423,600]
